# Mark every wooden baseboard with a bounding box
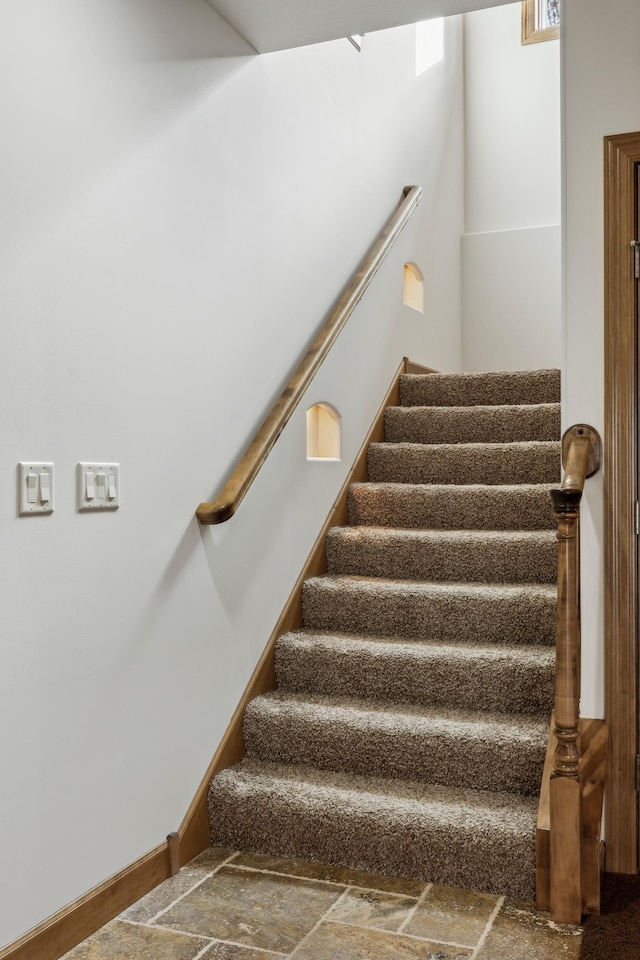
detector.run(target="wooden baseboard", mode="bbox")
[0,842,170,960]
[1,357,416,960]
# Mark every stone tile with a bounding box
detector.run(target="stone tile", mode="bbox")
[476,899,582,960]
[232,851,425,897]
[120,847,237,923]
[59,919,210,960]
[157,865,342,953]
[404,883,499,947]
[328,888,417,932]
[202,944,286,959]
[292,921,473,959]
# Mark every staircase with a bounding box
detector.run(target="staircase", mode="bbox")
[208,368,561,900]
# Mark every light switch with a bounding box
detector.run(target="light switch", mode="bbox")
[39,473,51,503]
[78,463,119,511]
[19,463,54,515]
[26,474,37,503]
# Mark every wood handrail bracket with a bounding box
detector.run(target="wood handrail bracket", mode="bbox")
[537,423,607,924]
[196,185,422,524]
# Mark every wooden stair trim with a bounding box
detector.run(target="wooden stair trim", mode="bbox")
[403,360,438,374]
[178,356,410,865]
[536,714,609,917]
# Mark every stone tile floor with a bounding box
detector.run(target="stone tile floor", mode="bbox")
[61,847,582,959]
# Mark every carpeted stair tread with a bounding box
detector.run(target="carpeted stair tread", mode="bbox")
[302,575,556,645]
[348,481,556,530]
[368,440,561,485]
[244,691,547,795]
[385,403,560,444]
[207,366,561,903]
[326,526,556,584]
[275,629,555,716]
[208,759,538,900]
[399,368,560,408]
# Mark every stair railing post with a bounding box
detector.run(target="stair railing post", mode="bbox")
[547,426,601,925]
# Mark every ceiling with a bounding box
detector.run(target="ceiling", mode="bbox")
[205,0,514,53]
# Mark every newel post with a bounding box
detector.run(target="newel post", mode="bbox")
[549,486,583,923]
[548,424,601,924]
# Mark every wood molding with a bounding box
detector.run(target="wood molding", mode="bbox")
[403,359,438,375]
[0,843,170,960]
[536,716,609,919]
[179,357,407,865]
[604,131,640,874]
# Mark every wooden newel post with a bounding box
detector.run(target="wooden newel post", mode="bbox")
[546,425,600,924]
[549,487,583,924]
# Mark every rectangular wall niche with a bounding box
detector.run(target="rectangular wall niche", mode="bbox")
[404,262,425,313]
[306,403,341,460]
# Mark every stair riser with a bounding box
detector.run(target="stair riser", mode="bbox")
[385,405,560,445]
[326,529,557,584]
[399,370,560,408]
[347,483,556,530]
[208,774,537,901]
[275,637,555,716]
[302,581,556,646]
[244,703,546,796]
[368,442,561,486]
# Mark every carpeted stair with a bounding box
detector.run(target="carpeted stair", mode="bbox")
[208,367,561,900]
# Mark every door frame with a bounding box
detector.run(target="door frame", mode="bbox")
[604,131,640,873]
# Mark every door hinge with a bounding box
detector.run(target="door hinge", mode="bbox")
[635,501,640,535]
[631,240,640,279]
[636,755,640,792]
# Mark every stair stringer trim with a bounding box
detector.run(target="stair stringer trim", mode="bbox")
[177,356,423,867]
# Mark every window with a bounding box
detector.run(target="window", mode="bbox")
[521,0,560,45]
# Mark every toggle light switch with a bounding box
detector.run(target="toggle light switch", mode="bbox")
[78,463,120,511]
[26,474,37,504]
[39,473,51,503]
[19,463,54,515]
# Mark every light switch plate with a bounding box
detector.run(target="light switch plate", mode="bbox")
[19,462,54,515]
[77,462,120,512]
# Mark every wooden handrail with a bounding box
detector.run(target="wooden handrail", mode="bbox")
[196,185,422,524]
[548,423,601,923]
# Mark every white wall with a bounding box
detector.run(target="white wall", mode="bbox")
[563,0,640,717]
[462,2,561,371]
[462,225,560,370]
[0,2,463,947]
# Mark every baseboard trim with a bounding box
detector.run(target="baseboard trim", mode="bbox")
[0,842,170,960]
[1,356,416,960]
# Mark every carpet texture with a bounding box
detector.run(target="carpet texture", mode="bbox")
[208,367,561,901]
